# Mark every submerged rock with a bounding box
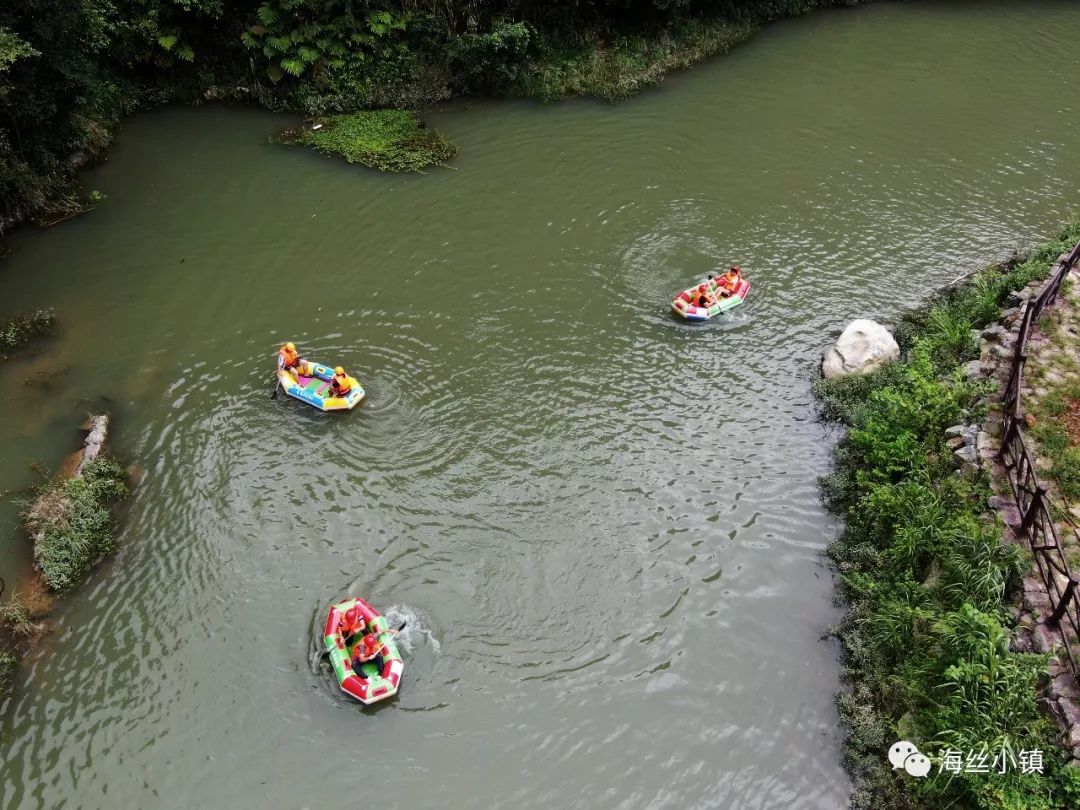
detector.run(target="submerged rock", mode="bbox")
[822,319,900,379]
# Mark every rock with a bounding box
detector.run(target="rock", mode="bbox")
[982,323,1006,340]
[1061,699,1080,728]
[1054,674,1080,700]
[1008,289,1032,306]
[954,445,978,464]
[1000,306,1022,321]
[964,359,986,380]
[991,343,1012,359]
[946,436,965,450]
[1033,623,1059,654]
[822,319,900,379]
[945,424,967,437]
[75,414,109,475]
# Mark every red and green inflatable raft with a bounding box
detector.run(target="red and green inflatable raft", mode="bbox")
[323,597,404,704]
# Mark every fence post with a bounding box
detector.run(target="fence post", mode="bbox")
[1019,485,1046,535]
[1048,574,1080,627]
[998,417,1018,462]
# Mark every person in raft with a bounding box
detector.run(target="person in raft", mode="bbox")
[352,628,399,674]
[695,284,715,308]
[717,265,742,294]
[339,606,366,643]
[277,342,310,381]
[329,366,353,397]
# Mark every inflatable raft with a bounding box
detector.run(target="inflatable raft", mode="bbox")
[671,276,751,322]
[276,359,364,411]
[323,597,404,704]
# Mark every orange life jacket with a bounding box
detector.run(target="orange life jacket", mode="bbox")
[279,347,299,368]
[722,272,739,289]
[331,373,352,396]
[340,615,362,636]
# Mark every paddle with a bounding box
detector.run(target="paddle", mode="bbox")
[270,379,279,400]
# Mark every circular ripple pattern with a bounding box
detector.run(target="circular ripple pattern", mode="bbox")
[3,4,1080,808]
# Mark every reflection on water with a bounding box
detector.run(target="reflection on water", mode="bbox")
[2,1,1080,807]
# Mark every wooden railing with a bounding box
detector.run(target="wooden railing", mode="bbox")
[998,237,1080,674]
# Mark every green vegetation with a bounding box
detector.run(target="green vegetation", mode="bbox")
[1026,271,1080,505]
[292,111,456,172]
[1,1,874,227]
[0,588,41,701]
[514,17,757,102]
[0,308,54,358]
[0,649,14,698]
[24,458,128,594]
[1031,381,1080,501]
[816,224,1080,810]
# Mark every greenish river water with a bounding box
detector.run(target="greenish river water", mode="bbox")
[3,1,1080,807]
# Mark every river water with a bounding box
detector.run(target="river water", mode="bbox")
[2,2,1080,807]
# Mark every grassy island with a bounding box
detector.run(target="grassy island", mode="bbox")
[25,457,128,594]
[816,224,1080,810]
[290,111,457,172]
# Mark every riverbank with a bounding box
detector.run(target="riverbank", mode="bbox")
[816,224,1080,809]
[0,0,871,234]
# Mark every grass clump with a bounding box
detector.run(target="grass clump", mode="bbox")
[0,588,45,702]
[25,458,128,594]
[0,649,14,698]
[818,226,1080,810]
[0,308,55,358]
[292,110,457,173]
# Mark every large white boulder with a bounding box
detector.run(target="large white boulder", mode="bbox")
[822,319,899,379]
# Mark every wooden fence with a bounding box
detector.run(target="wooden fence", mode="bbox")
[998,237,1080,675]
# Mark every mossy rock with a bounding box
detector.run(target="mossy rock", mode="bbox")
[290,110,457,173]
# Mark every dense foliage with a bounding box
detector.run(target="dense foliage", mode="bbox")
[25,458,128,594]
[0,1,868,226]
[816,224,1080,810]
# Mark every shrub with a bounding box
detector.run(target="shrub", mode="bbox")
[25,458,128,593]
[0,308,55,356]
[0,594,36,639]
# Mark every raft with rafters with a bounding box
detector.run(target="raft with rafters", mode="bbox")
[323,597,404,704]
[671,277,750,322]
[276,358,365,411]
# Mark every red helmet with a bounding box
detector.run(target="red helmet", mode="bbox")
[698,284,707,293]
[344,607,359,624]
[363,633,378,649]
